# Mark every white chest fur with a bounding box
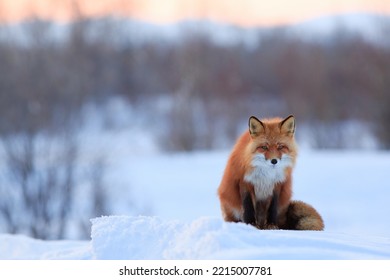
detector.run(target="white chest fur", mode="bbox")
[244,154,292,200]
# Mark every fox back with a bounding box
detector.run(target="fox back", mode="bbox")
[217,115,297,229]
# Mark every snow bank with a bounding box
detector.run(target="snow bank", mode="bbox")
[90,216,390,260]
[1,215,390,260]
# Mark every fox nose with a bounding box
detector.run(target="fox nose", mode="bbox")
[271,159,278,165]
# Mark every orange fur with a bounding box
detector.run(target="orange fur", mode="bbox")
[218,116,298,229]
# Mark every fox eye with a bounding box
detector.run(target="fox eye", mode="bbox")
[259,145,268,151]
[277,144,286,150]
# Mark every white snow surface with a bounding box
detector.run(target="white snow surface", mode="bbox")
[90,216,390,260]
[1,149,390,260]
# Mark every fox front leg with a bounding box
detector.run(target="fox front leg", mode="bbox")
[266,193,279,229]
[242,192,255,225]
[254,198,271,229]
[254,195,279,229]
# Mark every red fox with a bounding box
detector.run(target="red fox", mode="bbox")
[218,115,324,230]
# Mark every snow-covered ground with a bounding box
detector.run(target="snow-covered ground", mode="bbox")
[1,148,389,259]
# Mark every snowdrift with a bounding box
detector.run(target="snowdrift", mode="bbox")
[90,216,390,260]
[2,216,390,259]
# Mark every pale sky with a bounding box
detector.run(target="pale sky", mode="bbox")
[1,0,389,26]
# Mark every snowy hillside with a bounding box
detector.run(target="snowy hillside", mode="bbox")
[2,13,389,47]
[290,13,390,44]
[1,150,390,260]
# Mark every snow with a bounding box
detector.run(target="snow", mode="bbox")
[1,149,390,260]
[0,234,91,260]
[2,13,389,48]
[291,13,390,45]
[90,216,390,260]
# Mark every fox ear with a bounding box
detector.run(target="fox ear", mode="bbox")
[280,115,295,135]
[249,116,265,137]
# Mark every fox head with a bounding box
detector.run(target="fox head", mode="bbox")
[249,115,295,159]
[248,115,296,164]
[244,115,297,195]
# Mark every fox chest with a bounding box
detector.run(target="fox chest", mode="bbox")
[243,166,286,200]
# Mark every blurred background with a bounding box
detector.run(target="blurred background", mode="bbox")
[0,0,389,240]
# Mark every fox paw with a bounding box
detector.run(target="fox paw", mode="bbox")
[264,224,279,230]
[255,223,279,230]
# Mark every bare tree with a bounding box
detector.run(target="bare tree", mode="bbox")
[0,18,112,239]
[0,130,77,239]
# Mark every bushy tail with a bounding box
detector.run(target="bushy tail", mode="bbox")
[283,200,324,231]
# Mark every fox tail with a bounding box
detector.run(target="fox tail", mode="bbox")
[283,200,324,231]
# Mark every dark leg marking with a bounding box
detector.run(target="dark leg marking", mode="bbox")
[242,192,255,225]
[267,193,278,225]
